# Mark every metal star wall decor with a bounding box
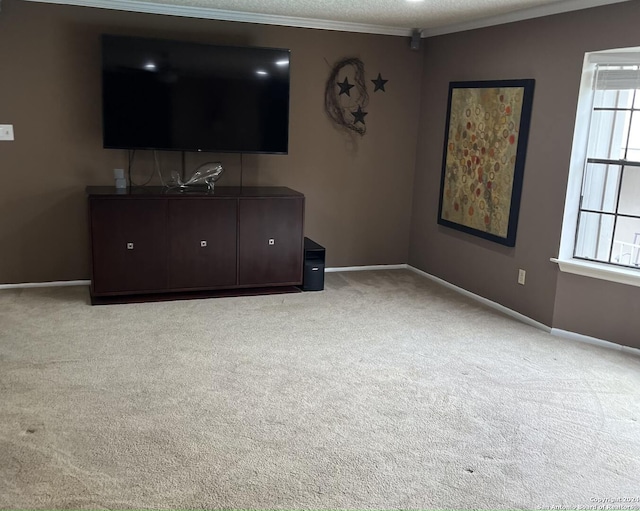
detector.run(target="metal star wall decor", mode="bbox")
[371,73,388,92]
[337,77,355,96]
[352,105,368,124]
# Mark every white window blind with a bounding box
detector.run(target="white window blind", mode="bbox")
[594,66,640,91]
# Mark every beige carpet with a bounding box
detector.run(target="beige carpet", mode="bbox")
[1,270,639,510]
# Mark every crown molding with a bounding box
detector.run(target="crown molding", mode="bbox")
[22,0,413,36]
[22,0,632,38]
[421,0,632,37]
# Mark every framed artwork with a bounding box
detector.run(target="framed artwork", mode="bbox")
[437,79,535,247]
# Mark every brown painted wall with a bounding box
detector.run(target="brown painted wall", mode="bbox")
[553,273,640,349]
[2,0,638,348]
[409,1,640,347]
[0,0,422,284]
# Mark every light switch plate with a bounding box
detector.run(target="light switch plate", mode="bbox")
[0,125,14,141]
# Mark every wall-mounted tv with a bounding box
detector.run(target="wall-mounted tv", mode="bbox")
[101,35,290,154]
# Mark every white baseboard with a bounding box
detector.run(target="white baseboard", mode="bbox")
[326,264,409,273]
[406,265,640,357]
[551,328,640,357]
[0,280,90,290]
[327,263,550,332]
[406,265,552,333]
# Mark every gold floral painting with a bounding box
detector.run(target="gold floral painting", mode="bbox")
[438,80,535,246]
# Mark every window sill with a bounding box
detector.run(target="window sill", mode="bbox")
[551,257,640,288]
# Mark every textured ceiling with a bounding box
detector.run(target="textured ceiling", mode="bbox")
[24,0,632,35]
[126,0,622,30]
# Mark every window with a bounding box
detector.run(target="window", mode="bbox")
[556,48,640,287]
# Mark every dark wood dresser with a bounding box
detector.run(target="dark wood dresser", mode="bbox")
[86,186,304,304]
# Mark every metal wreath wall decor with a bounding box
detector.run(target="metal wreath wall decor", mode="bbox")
[324,57,370,136]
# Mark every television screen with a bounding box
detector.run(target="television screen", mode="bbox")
[101,35,290,154]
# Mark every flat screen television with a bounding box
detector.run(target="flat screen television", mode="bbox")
[101,34,290,154]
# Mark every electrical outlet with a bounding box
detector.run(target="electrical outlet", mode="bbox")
[518,269,526,285]
[0,124,14,141]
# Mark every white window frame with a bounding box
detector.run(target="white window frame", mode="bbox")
[553,47,640,288]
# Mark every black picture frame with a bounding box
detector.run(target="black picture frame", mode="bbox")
[437,79,535,247]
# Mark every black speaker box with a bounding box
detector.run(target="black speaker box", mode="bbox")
[302,237,325,291]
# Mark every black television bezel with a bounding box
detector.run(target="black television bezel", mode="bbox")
[100,34,291,155]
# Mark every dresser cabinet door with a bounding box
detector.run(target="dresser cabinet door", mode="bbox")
[90,198,168,294]
[168,198,237,289]
[238,197,304,286]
